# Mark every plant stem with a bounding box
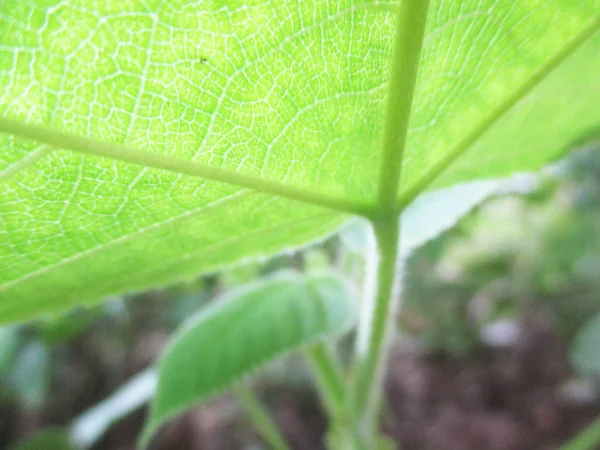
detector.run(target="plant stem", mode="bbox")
[235,384,290,450]
[305,343,347,418]
[350,217,401,443]
[377,0,430,209]
[350,0,430,441]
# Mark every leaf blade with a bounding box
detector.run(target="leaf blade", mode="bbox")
[140,271,357,448]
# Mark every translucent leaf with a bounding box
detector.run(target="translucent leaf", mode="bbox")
[141,271,357,447]
[0,1,598,322]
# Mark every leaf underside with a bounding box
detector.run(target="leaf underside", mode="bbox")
[140,271,356,448]
[0,0,599,322]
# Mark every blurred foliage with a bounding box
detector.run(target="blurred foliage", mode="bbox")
[403,143,600,356]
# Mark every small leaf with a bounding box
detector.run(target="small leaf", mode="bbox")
[140,271,357,448]
[570,312,600,377]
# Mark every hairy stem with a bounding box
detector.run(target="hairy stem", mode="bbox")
[350,217,400,443]
[235,385,290,450]
[348,0,430,443]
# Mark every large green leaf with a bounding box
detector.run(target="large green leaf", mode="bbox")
[0,1,599,322]
[140,271,356,447]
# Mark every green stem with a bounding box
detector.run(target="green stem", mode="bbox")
[305,343,347,418]
[561,415,600,450]
[0,117,375,218]
[350,217,400,443]
[377,0,430,209]
[347,0,429,441]
[235,384,291,450]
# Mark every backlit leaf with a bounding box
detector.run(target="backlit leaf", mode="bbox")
[0,1,598,322]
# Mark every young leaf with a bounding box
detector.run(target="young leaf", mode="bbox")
[140,271,356,448]
[0,2,598,322]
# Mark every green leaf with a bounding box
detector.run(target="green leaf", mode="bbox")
[570,312,600,377]
[0,1,599,322]
[140,270,356,448]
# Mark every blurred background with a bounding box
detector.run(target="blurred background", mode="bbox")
[3,143,600,450]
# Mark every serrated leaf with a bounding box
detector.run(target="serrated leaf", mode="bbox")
[0,1,599,322]
[140,271,357,448]
[570,312,600,377]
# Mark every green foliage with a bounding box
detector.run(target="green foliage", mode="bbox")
[0,1,598,323]
[141,271,357,447]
